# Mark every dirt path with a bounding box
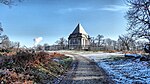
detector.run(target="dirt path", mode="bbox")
[60,55,113,84]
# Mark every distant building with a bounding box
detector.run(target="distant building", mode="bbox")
[68,23,90,50]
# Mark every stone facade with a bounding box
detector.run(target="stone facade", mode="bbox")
[68,24,90,50]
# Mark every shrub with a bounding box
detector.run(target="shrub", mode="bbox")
[0,51,72,83]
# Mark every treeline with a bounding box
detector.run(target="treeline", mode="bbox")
[90,34,147,51]
[34,33,147,52]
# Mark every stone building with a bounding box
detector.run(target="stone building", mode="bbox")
[68,23,90,50]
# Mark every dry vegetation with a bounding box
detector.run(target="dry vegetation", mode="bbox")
[0,50,72,83]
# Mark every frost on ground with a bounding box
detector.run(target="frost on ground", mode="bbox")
[82,53,150,84]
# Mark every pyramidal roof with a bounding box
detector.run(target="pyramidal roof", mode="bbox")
[72,23,88,35]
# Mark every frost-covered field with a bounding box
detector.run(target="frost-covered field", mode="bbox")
[82,53,150,84]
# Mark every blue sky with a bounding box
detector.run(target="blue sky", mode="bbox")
[0,0,128,47]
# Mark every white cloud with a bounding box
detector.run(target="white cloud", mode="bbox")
[100,5,129,12]
[67,8,89,11]
[58,7,90,13]
[57,5,129,14]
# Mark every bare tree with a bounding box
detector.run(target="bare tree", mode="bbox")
[112,40,117,50]
[95,34,104,47]
[11,41,20,48]
[36,44,43,51]
[104,38,114,50]
[43,43,49,47]
[0,0,23,7]
[136,40,146,50]
[43,43,50,51]
[0,35,10,49]
[105,38,112,46]
[55,37,67,45]
[118,34,136,51]
[0,23,3,35]
[0,0,22,50]
[90,37,96,47]
[55,37,67,49]
[125,0,150,41]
